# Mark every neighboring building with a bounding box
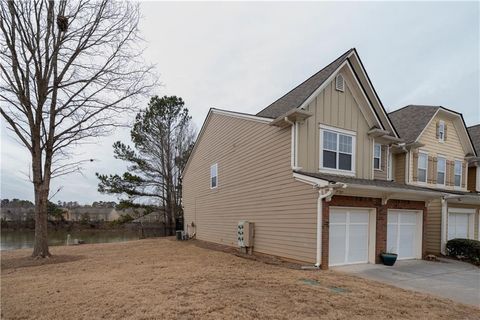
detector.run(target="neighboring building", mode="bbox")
[64,207,121,222]
[182,49,479,269]
[390,106,479,255]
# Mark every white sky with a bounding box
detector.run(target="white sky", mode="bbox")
[1,1,479,204]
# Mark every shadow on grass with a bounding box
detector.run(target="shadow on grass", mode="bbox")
[1,254,85,271]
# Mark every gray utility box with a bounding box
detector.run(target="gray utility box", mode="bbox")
[237,221,254,254]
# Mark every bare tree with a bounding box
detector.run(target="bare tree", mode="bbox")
[0,0,156,257]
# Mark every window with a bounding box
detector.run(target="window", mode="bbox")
[374,144,382,170]
[454,160,462,187]
[321,128,354,173]
[210,163,218,188]
[417,152,428,183]
[438,120,445,142]
[437,157,446,185]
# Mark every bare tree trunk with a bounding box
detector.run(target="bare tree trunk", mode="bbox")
[32,184,50,258]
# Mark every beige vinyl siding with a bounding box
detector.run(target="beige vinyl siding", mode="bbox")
[394,153,406,183]
[297,69,374,179]
[373,145,388,180]
[409,115,468,190]
[183,113,318,263]
[425,198,442,254]
[425,201,480,254]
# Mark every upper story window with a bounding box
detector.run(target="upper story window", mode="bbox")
[437,157,446,185]
[437,120,446,142]
[417,152,428,183]
[454,160,462,187]
[210,163,218,189]
[320,126,355,174]
[373,144,382,170]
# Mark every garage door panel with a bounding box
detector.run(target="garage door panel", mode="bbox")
[329,209,371,266]
[387,224,397,253]
[329,224,346,266]
[387,210,421,260]
[348,224,369,263]
[398,224,416,258]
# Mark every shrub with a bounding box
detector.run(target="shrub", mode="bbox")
[445,238,480,265]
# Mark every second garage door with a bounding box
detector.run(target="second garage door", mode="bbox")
[329,208,371,266]
[387,210,422,260]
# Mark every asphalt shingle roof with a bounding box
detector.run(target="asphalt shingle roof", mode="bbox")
[295,171,478,196]
[468,124,480,155]
[388,105,439,144]
[256,49,354,119]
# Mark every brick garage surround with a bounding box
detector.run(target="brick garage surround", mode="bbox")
[320,195,427,270]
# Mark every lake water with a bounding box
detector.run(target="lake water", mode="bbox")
[0,229,140,251]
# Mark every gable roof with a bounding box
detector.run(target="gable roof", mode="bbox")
[256,49,399,138]
[388,105,439,144]
[389,105,476,156]
[468,124,480,155]
[256,49,354,119]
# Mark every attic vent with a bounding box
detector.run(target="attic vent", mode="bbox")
[335,74,345,92]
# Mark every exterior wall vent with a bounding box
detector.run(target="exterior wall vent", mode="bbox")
[335,74,345,92]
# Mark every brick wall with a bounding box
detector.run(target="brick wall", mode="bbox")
[321,195,426,269]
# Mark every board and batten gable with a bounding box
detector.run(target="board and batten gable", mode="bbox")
[182,111,318,263]
[408,113,469,190]
[296,66,377,179]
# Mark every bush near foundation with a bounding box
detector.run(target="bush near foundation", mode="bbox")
[445,239,480,265]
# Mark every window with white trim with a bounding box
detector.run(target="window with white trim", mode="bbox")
[438,120,445,142]
[210,163,218,188]
[321,128,354,172]
[454,160,462,187]
[437,157,446,185]
[374,144,382,170]
[417,152,428,183]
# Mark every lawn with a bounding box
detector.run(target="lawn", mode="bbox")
[1,238,478,319]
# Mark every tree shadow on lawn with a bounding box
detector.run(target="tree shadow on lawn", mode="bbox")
[1,254,85,271]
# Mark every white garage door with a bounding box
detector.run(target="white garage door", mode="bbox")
[387,211,420,260]
[448,213,470,240]
[329,208,370,266]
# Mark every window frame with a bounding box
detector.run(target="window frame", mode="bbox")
[210,163,218,189]
[373,143,382,170]
[319,125,356,176]
[436,156,446,186]
[454,160,462,188]
[438,120,445,142]
[417,151,428,183]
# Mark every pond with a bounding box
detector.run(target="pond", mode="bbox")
[0,229,140,251]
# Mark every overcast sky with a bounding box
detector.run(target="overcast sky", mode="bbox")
[1,1,479,204]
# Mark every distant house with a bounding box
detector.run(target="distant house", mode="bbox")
[64,208,121,222]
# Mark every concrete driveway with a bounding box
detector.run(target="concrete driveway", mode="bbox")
[334,258,480,307]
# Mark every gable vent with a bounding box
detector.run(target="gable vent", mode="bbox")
[335,74,345,92]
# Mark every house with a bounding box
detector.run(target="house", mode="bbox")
[182,49,479,269]
[389,106,479,255]
[467,124,480,193]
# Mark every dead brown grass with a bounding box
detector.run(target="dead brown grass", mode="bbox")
[1,238,478,320]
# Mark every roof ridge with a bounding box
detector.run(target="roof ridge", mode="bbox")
[468,123,480,128]
[256,48,354,117]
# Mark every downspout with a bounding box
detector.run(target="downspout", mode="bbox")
[440,197,448,255]
[285,117,295,168]
[315,188,334,267]
[301,182,347,269]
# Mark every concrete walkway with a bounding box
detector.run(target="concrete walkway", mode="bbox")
[334,259,480,307]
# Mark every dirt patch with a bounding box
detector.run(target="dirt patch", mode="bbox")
[1,254,85,271]
[1,238,478,320]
